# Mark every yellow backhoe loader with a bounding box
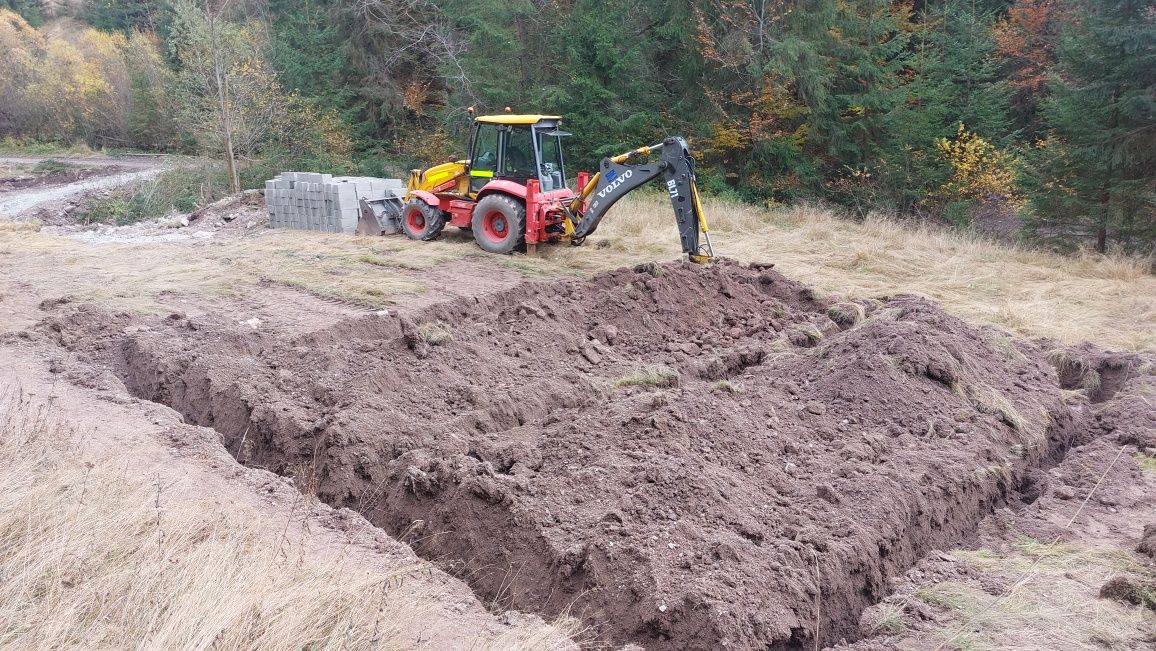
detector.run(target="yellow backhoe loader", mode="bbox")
[358,109,715,262]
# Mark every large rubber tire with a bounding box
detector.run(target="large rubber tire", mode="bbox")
[472,194,526,254]
[401,198,446,241]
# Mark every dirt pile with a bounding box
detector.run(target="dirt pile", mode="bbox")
[186,189,268,232]
[35,260,1144,649]
[835,354,1156,650]
[1140,525,1156,560]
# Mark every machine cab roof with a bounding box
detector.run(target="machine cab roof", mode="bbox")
[474,114,562,125]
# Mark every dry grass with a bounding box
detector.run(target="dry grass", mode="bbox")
[869,603,907,635]
[0,221,41,233]
[0,393,574,650]
[0,230,457,315]
[0,162,36,176]
[0,139,101,157]
[962,382,1028,434]
[613,365,681,389]
[418,319,454,345]
[710,379,745,394]
[581,195,1156,351]
[910,537,1156,651]
[787,322,825,347]
[827,302,866,327]
[2,194,1153,349]
[1137,454,1156,474]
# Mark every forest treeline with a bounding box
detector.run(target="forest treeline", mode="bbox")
[0,0,1152,252]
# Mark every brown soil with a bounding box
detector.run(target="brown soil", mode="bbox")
[835,350,1156,650]
[31,259,1150,650]
[1141,525,1156,560]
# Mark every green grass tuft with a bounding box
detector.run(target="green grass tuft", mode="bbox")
[710,380,745,394]
[418,320,453,346]
[872,604,905,635]
[613,366,680,389]
[1136,454,1156,474]
[358,255,391,267]
[31,159,79,174]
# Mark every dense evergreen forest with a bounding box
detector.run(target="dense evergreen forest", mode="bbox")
[1,0,1153,252]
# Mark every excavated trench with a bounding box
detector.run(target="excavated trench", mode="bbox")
[80,261,1100,649]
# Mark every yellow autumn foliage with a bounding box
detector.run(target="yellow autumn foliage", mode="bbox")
[705,123,748,157]
[936,123,1021,204]
[0,9,162,145]
[166,4,352,170]
[702,80,810,164]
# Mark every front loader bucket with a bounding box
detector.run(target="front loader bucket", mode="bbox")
[356,195,404,236]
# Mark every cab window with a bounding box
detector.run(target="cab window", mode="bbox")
[470,123,498,193]
[500,126,535,180]
[537,132,566,191]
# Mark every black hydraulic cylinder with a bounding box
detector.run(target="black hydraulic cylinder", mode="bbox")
[572,136,704,259]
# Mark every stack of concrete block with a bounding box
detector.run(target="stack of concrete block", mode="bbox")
[264,172,405,234]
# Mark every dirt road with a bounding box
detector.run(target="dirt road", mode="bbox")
[0,155,165,218]
[0,155,163,169]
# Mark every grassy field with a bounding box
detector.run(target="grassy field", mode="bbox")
[913,538,1155,651]
[0,139,104,157]
[3,193,1153,349]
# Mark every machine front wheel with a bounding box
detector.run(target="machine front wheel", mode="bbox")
[472,194,526,254]
[400,198,446,241]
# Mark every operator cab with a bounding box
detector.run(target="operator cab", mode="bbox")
[468,114,570,195]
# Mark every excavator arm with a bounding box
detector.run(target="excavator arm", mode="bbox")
[566,136,715,263]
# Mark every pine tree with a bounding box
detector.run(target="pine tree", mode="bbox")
[817,0,915,170]
[992,0,1068,134]
[84,0,160,32]
[0,0,43,25]
[879,2,1013,214]
[266,0,358,136]
[1023,0,1156,252]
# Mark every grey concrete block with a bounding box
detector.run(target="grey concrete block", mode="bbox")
[265,173,405,233]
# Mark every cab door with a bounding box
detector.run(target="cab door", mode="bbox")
[497,125,536,183]
[469,122,499,195]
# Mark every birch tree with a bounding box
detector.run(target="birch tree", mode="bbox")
[169,0,279,192]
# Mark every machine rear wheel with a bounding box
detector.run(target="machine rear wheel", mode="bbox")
[401,198,446,241]
[472,194,526,254]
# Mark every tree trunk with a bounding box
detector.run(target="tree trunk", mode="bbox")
[209,8,240,194]
[515,17,530,105]
[1097,185,1110,253]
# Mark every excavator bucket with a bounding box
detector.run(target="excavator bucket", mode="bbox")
[356,194,405,236]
